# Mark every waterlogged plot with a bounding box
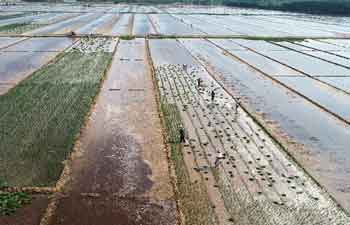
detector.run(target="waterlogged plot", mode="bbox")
[318,77,350,93]
[179,38,350,211]
[75,14,116,35]
[28,13,99,35]
[150,14,202,35]
[0,37,75,95]
[0,38,114,187]
[174,15,235,35]
[274,42,350,68]
[132,14,157,36]
[210,39,303,76]
[110,13,132,36]
[150,39,350,224]
[236,41,350,76]
[273,76,350,122]
[261,50,350,76]
[212,40,350,122]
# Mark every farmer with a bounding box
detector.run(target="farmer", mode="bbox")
[182,64,188,73]
[197,78,201,88]
[211,90,215,101]
[179,127,186,143]
[214,152,225,168]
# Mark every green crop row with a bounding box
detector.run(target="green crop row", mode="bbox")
[160,99,216,225]
[0,51,112,187]
[0,192,31,216]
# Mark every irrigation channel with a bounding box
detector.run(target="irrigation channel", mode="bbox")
[1,3,350,225]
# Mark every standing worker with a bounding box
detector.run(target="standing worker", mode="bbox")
[197,78,201,88]
[214,152,225,168]
[182,64,188,73]
[179,127,186,143]
[211,90,215,101]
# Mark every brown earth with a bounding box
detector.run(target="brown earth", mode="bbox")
[0,195,49,225]
[47,38,177,225]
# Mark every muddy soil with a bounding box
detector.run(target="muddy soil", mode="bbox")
[49,38,176,225]
[0,195,49,225]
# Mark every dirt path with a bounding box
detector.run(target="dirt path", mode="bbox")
[47,38,177,225]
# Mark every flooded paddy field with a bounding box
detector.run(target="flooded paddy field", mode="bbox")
[0,3,350,37]
[0,2,350,225]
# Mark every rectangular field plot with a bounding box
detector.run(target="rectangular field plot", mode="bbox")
[110,13,132,36]
[1,37,75,52]
[75,14,117,35]
[132,14,157,36]
[0,50,113,187]
[149,14,202,35]
[174,15,235,35]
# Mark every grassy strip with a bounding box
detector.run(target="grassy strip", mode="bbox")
[0,23,43,34]
[0,51,112,187]
[160,100,215,225]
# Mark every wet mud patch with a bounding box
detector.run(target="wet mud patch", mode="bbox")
[69,126,153,196]
[50,194,176,225]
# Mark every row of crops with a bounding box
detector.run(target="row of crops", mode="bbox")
[0,42,113,187]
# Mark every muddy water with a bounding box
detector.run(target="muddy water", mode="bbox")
[0,37,75,95]
[50,39,176,225]
[179,38,350,211]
